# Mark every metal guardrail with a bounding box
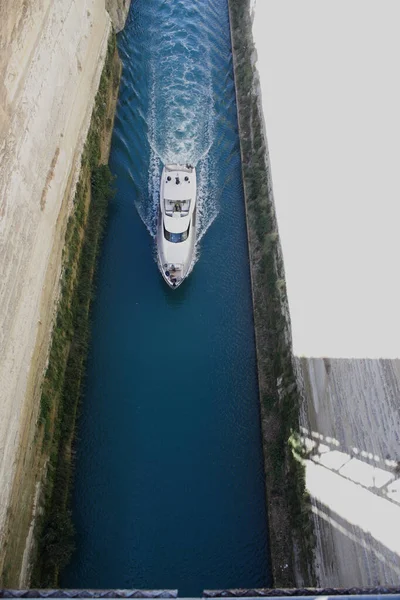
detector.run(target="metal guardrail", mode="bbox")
[204,590,400,597]
[204,597,400,600]
[2,591,400,600]
[0,593,177,599]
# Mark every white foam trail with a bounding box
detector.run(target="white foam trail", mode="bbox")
[147,148,161,237]
[196,155,219,242]
[196,140,213,164]
[138,0,220,253]
[148,57,162,238]
[134,57,162,238]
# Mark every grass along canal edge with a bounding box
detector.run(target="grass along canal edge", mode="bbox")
[29,33,121,587]
[227,0,316,587]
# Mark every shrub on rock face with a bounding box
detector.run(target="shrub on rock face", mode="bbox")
[33,36,119,587]
[228,0,315,584]
[91,164,115,200]
[42,512,75,575]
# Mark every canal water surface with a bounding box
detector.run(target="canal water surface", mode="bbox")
[62,0,270,594]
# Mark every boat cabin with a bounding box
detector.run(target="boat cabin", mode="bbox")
[163,168,194,218]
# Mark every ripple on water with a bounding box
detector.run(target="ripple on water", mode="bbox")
[62,1,271,594]
[116,0,222,253]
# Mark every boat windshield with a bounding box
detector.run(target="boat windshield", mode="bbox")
[164,223,190,243]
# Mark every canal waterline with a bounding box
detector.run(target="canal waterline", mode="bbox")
[62,0,271,594]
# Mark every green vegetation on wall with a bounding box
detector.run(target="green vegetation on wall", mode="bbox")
[32,33,119,587]
[228,0,315,586]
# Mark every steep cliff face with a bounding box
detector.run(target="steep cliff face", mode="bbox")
[0,0,128,584]
[106,0,130,32]
[251,0,400,588]
[227,0,311,586]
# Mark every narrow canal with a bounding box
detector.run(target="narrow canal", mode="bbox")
[62,0,271,595]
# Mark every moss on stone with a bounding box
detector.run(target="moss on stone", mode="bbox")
[227,0,316,586]
[31,33,120,587]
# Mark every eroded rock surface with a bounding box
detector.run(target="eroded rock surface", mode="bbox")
[0,0,112,577]
[106,0,131,32]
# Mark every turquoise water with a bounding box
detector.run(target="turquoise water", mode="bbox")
[62,0,271,595]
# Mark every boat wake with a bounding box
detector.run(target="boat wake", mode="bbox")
[130,0,220,267]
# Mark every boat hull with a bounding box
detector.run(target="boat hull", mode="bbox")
[157,207,196,288]
[156,164,197,288]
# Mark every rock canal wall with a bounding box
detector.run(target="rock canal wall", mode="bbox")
[248,0,400,587]
[105,0,131,32]
[244,0,400,588]
[227,0,314,587]
[0,0,130,585]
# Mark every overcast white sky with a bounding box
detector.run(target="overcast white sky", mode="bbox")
[252,1,400,358]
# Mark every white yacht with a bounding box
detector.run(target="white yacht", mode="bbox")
[157,164,197,288]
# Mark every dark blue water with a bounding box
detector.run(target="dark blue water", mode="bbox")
[62,0,270,595]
